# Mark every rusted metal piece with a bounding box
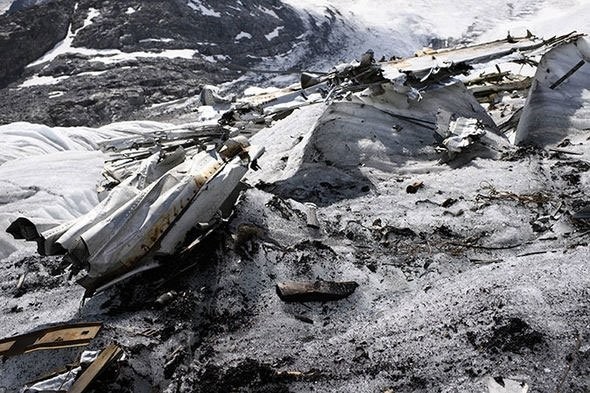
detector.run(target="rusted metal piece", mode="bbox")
[119,159,224,273]
[68,344,124,393]
[0,322,102,357]
[76,156,228,296]
[276,280,359,302]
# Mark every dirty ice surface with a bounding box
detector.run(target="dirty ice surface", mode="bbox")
[1,97,590,392]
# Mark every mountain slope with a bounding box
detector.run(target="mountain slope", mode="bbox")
[0,0,356,126]
[0,0,589,128]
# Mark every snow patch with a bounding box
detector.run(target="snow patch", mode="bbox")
[19,70,108,89]
[81,8,100,30]
[235,31,252,40]
[195,105,222,122]
[139,38,175,43]
[0,0,12,15]
[125,6,136,14]
[258,6,279,19]
[48,91,65,98]
[18,75,69,88]
[187,0,221,17]
[265,26,284,41]
[27,23,76,67]
[87,49,197,64]
[243,86,281,96]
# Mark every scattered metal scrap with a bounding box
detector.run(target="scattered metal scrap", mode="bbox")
[406,180,424,194]
[276,280,359,302]
[20,349,102,393]
[68,344,124,393]
[380,32,582,83]
[20,343,125,393]
[0,322,102,357]
[8,135,264,297]
[5,30,588,299]
[476,182,551,205]
[515,35,590,146]
[435,111,488,156]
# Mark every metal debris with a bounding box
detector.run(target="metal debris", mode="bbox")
[5,31,587,300]
[406,180,424,194]
[381,32,581,84]
[442,117,486,153]
[304,202,320,229]
[487,376,529,393]
[515,36,590,146]
[68,344,124,393]
[0,322,102,357]
[9,135,263,296]
[21,350,101,392]
[276,280,359,302]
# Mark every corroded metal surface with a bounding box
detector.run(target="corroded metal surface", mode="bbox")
[0,322,102,357]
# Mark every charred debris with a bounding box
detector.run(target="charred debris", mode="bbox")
[3,31,590,392]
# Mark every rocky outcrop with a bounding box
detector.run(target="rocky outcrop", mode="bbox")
[0,57,234,126]
[0,0,368,126]
[0,0,74,88]
[71,0,307,66]
[7,0,49,13]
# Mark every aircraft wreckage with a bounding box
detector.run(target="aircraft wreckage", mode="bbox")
[6,31,589,297]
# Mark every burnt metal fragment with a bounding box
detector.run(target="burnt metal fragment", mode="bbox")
[0,322,102,357]
[68,344,124,393]
[406,180,424,194]
[276,280,358,302]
